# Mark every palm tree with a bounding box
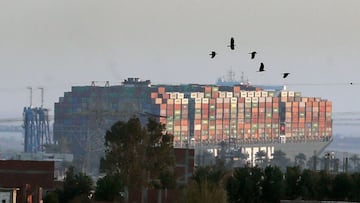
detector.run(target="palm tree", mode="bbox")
[295,153,307,169]
[307,155,319,171]
[349,154,360,171]
[255,150,268,168]
[272,150,291,171]
[182,161,228,203]
[232,150,249,166]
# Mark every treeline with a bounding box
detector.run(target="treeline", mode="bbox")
[43,163,360,203]
[42,117,360,203]
[226,165,360,202]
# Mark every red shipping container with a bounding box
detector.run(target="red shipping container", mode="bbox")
[160,104,167,109]
[151,92,158,99]
[204,86,212,93]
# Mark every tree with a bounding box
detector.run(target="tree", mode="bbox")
[314,170,333,200]
[349,154,360,171]
[99,117,175,201]
[350,172,360,201]
[227,165,263,203]
[295,153,307,169]
[271,150,291,172]
[332,173,354,201]
[255,150,268,168]
[285,166,302,200]
[298,169,319,200]
[95,174,124,201]
[231,150,249,167]
[43,191,59,203]
[261,165,285,203]
[181,161,228,203]
[61,167,93,203]
[307,155,319,171]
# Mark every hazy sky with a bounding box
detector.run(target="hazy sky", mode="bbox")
[1,1,360,134]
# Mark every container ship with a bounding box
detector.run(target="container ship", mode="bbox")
[54,77,332,171]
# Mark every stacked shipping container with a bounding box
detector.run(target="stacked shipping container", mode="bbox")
[151,87,332,144]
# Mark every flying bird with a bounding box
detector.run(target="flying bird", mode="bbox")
[350,82,353,85]
[282,73,290,78]
[257,62,265,72]
[228,37,235,50]
[209,51,217,59]
[249,51,257,59]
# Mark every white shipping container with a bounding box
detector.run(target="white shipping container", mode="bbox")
[167,99,174,104]
[261,91,268,97]
[226,92,233,98]
[247,91,255,97]
[182,98,189,104]
[255,91,261,97]
[245,98,252,103]
[202,98,209,103]
[195,98,202,103]
[231,98,237,103]
[219,91,226,98]
[240,92,248,98]
[198,92,204,98]
[175,99,182,104]
[266,97,273,102]
[288,91,295,97]
[178,93,184,99]
[170,93,177,99]
[155,98,162,104]
[190,92,198,98]
[252,97,259,103]
[195,124,201,130]
[281,91,288,97]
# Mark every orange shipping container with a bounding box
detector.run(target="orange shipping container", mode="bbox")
[326,106,332,112]
[158,87,165,94]
[233,86,241,93]
[181,120,188,126]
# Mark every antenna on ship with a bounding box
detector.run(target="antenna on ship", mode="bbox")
[227,69,236,82]
[240,71,245,85]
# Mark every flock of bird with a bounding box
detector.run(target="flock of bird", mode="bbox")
[209,37,290,79]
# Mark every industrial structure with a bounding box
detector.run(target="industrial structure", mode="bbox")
[23,87,52,153]
[54,78,333,173]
